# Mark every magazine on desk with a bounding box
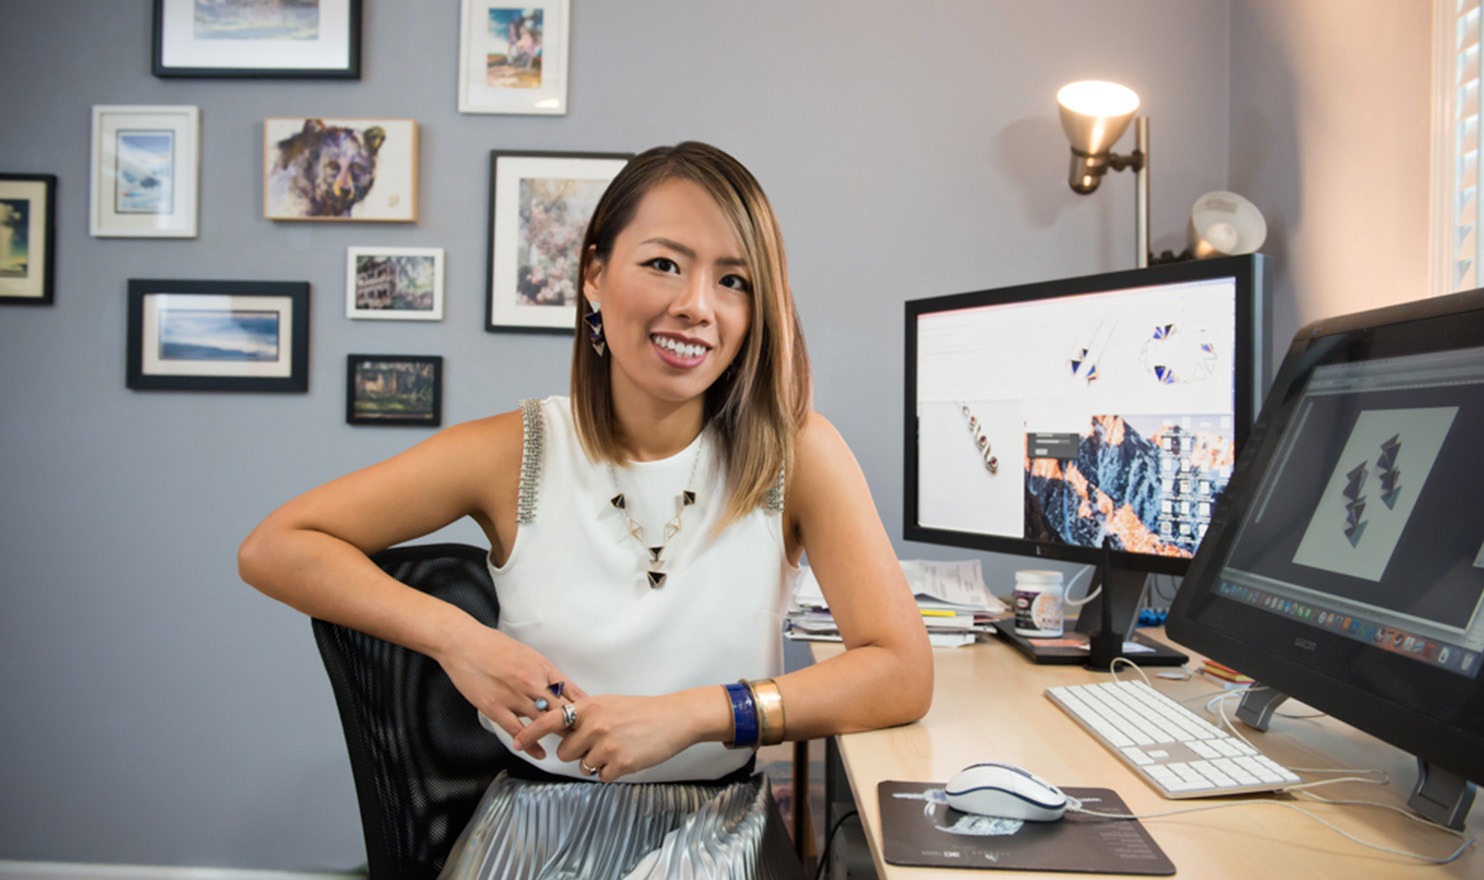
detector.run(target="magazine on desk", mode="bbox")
[786,559,1008,647]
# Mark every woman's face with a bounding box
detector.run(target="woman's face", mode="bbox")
[585,177,754,413]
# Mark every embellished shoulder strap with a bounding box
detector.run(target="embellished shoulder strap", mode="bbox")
[765,463,786,513]
[516,398,544,524]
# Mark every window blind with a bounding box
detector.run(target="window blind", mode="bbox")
[1440,0,1484,292]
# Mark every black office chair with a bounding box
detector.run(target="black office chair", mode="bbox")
[311,542,511,880]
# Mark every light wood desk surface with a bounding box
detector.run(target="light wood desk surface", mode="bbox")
[812,632,1479,878]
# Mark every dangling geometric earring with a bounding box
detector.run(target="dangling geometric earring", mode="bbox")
[584,301,606,356]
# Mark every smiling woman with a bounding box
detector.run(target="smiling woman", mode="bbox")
[238,141,931,878]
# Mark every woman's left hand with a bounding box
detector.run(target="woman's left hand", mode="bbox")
[512,687,727,782]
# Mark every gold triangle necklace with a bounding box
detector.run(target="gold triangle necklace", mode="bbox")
[607,433,706,588]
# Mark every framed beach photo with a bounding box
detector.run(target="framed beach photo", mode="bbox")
[127,279,310,392]
[264,117,418,222]
[346,246,444,320]
[486,151,631,333]
[346,354,443,426]
[0,174,57,305]
[91,106,199,238]
[152,0,361,78]
[458,0,570,115]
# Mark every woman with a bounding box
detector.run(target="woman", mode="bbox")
[239,142,931,876]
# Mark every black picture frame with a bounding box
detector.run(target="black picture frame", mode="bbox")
[0,173,57,305]
[152,0,362,79]
[127,279,310,392]
[485,150,632,334]
[346,354,443,427]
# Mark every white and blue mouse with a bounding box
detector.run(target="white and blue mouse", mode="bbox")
[943,762,1069,822]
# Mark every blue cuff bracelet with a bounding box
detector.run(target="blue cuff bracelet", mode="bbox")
[723,681,760,749]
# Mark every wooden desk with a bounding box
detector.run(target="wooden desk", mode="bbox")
[812,633,1480,878]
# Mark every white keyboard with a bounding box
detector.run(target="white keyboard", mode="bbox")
[1046,680,1302,799]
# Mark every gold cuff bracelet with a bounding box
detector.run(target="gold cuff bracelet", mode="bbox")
[748,677,786,746]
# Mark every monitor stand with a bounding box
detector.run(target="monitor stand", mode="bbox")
[1411,758,1478,831]
[995,564,1188,667]
[1236,686,1478,831]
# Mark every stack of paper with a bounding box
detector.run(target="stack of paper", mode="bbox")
[786,559,1008,648]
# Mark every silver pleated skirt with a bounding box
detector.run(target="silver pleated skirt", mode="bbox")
[438,771,802,880]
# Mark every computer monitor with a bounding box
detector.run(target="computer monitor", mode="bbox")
[1167,288,1484,829]
[904,255,1272,664]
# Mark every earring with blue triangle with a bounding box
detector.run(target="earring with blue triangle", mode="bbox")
[584,300,606,357]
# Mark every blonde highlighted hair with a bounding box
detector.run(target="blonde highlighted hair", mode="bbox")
[570,142,812,525]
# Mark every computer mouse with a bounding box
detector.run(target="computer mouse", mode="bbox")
[944,762,1069,821]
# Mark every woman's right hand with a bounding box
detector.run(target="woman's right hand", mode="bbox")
[435,616,587,761]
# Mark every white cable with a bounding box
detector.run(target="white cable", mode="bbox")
[1109,656,1154,688]
[1060,564,1101,607]
[1205,688,1387,779]
[1067,798,1476,864]
[1298,789,1470,836]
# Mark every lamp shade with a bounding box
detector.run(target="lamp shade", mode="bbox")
[1057,80,1140,156]
[1187,191,1267,258]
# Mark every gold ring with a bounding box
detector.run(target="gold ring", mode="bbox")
[580,758,600,776]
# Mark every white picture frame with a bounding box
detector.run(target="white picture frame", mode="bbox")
[458,0,570,115]
[90,105,200,238]
[346,246,445,321]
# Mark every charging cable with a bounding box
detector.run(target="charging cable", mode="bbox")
[1066,792,1475,864]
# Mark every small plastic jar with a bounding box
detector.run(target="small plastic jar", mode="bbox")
[1013,570,1065,637]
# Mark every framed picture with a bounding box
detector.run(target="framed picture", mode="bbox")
[346,355,443,426]
[0,174,57,305]
[346,246,444,320]
[152,0,361,78]
[91,106,199,238]
[127,279,310,392]
[486,151,631,333]
[264,117,418,222]
[458,0,570,115]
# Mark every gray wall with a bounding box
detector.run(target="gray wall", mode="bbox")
[0,0,1431,871]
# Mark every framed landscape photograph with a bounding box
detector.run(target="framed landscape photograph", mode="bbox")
[486,151,631,333]
[127,279,310,392]
[346,354,443,426]
[264,117,417,222]
[346,246,444,320]
[0,173,57,305]
[153,0,361,78]
[91,105,199,238]
[458,0,570,115]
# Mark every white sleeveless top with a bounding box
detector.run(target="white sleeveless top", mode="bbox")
[483,396,799,782]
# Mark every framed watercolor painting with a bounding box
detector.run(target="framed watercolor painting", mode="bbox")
[90,106,199,238]
[458,0,570,114]
[346,354,443,426]
[485,151,631,333]
[346,246,444,320]
[0,174,57,305]
[152,0,361,78]
[127,279,310,392]
[264,117,418,222]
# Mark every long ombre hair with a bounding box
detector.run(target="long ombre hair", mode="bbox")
[570,142,811,526]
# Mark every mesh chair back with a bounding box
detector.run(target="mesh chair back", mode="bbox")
[312,543,511,880]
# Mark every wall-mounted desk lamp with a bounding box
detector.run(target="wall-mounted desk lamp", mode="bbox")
[1058,79,1267,267]
[1057,80,1150,267]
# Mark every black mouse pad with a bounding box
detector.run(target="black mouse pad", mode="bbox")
[878,781,1174,875]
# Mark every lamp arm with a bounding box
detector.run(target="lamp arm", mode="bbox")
[1106,150,1146,173]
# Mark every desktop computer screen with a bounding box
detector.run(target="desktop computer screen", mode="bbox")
[904,255,1272,578]
[1168,288,1484,821]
